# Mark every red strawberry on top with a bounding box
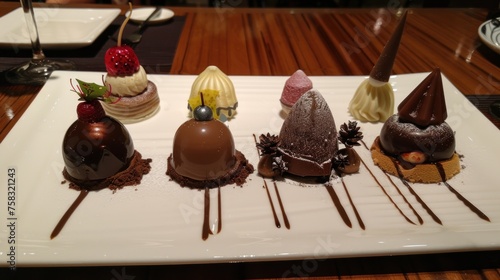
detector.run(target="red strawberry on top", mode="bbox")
[105,45,140,76]
[104,3,140,77]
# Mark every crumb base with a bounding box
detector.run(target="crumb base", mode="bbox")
[63,150,152,191]
[371,137,460,183]
[166,150,254,189]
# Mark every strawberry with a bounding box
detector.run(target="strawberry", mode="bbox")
[76,99,105,123]
[104,3,140,77]
[105,45,140,76]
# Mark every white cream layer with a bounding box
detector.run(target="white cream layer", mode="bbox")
[105,66,148,97]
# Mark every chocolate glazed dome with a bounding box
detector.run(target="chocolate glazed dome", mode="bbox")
[62,117,135,182]
[278,89,338,177]
[170,119,236,181]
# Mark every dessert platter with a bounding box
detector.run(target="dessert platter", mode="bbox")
[0,7,120,49]
[1,69,500,266]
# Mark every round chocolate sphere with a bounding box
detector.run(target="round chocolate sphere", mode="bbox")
[62,117,135,181]
[171,118,236,181]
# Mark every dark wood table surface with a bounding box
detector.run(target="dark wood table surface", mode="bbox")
[1,2,500,279]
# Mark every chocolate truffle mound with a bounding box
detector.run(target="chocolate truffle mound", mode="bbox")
[278,89,338,177]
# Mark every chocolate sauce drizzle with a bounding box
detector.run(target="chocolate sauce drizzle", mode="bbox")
[390,159,442,225]
[359,156,417,225]
[202,186,212,240]
[435,163,490,222]
[360,139,490,224]
[273,181,290,229]
[202,185,223,240]
[51,190,89,239]
[340,177,365,230]
[262,180,291,229]
[325,182,352,228]
[264,180,281,228]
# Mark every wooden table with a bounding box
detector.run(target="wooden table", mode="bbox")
[1,2,500,279]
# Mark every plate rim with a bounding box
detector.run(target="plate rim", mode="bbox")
[478,17,500,54]
[125,7,175,24]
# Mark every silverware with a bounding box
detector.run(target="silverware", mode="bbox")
[124,7,162,45]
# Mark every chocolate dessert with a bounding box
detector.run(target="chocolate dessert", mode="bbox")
[53,79,152,240]
[62,79,152,191]
[257,89,338,178]
[349,11,407,122]
[167,96,253,189]
[102,4,160,123]
[280,69,313,115]
[371,68,460,183]
[188,66,238,121]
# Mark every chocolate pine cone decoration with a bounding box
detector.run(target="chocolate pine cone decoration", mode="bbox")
[333,153,350,170]
[256,133,279,155]
[256,133,288,178]
[339,121,363,147]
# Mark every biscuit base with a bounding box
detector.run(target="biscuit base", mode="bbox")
[103,81,160,124]
[370,137,460,183]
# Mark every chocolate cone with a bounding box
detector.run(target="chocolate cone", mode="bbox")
[397,68,447,126]
[369,11,408,82]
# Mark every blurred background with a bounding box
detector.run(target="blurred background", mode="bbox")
[149,0,499,9]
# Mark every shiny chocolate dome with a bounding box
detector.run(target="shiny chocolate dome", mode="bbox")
[62,117,134,181]
[170,118,236,181]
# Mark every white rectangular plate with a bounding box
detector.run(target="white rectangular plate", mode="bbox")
[0,8,120,49]
[1,71,499,267]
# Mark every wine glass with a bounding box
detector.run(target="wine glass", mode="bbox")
[4,0,75,85]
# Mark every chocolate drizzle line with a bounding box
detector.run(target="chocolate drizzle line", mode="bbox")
[254,134,290,229]
[51,190,89,239]
[340,177,365,230]
[273,181,290,229]
[435,163,490,222]
[379,166,423,225]
[202,186,213,240]
[359,157,417,225]
[202,185,223,240]
[390,159,442,225]
[264,180,281,228]
[325,183,352,228]
[217,185,222,233]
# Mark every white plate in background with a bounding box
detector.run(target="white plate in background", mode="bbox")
[478,17,500,54]
[0,7,120,49]
[125,7,174,24]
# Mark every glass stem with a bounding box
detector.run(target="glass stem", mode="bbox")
[19,0,46,62]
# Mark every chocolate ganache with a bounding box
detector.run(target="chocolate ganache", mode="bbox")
[379,68,455,163]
